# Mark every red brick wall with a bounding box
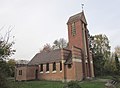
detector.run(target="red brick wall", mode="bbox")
[38,62,64,81]
[16,66,27,81]
[15,65,38,81]
[65,63,75,81]
[65,62,83,81]
[26,66,38,80]
[68,21,84,50]
[67,17,94,79]
[64,46,84,81]
[74,62,83,80]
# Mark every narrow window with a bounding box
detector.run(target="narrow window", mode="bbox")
[19,70,22,75]
[60,62,62,71]
[68,64,72,69]
[46,63,49,72]
[71,22,76,36]
[21,70,22,75]
[53,62,56,71]
[19,70,20,75]
[40,64,43,72]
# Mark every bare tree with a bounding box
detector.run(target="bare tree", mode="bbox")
[0,26,15,88]
[40,43,52,52]
[0,26,15,60]
[39,38,67,52]
[52,38,67,50]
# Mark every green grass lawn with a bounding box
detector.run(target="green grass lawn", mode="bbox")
[11,80,106,88]
[9,76,120,88]
[11,81,64,88]
[80,81,105,88]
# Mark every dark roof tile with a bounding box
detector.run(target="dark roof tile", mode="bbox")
[67,12,82,23]
[67,12,87,24]
[28,49,61,65]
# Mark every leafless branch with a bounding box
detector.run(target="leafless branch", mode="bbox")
[0,25,5,32]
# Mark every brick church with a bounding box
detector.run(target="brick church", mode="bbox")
[15,11,94,82]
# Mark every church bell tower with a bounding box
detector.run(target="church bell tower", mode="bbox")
[67,11,94,78]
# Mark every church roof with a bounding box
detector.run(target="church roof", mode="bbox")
[67,12,87,24]
[28,49,61,65]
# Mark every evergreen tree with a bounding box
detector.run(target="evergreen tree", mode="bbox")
[90,34,111,76]
[115,54,120,75]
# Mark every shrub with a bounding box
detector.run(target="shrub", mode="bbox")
[0,72,9,88]
[63,81,81,88]
[112,75,120,82]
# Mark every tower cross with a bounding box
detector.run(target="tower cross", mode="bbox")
[81,4,84,11]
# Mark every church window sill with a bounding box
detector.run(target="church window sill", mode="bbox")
[46,71,50,73]
[40,71,43,73]
[52,71,56,73]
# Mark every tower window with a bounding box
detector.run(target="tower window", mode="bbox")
[46,63,49,72]
[71,22,76,36]
[53,62,56,71]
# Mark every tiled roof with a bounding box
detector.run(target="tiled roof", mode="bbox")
[68,12,82,23]
[28,49,61,65]
[67,12,87,24]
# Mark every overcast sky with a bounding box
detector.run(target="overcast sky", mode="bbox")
[0,0,120,60]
